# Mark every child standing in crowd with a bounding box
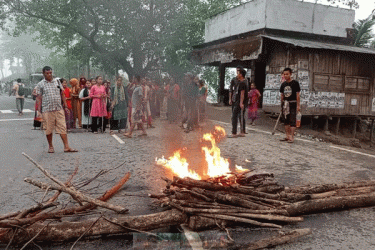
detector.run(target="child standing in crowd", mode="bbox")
[248,82,261,126]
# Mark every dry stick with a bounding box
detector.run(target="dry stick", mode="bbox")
[243,228,312,250]
[70,215,103,250]
[15,202,58,220]
[4,228,17,250]
[22,153,66,187]
[19,221,52,250]
[24,178,128,214]
[225,213,303,223]
[284,180,375,194]
[0,172,131,229]
[101,216,164,240]
[196,213,282,229]
[0,202,58,221]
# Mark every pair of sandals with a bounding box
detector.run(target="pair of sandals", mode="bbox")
[48,147,78,153]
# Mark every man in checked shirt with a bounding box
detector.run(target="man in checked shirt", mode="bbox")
[36,66,78,153]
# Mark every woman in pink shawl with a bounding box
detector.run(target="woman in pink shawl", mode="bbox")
[248,82,261,126]
[90,76,108,133]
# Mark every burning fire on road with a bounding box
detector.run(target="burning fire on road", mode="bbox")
[156,126,246,181]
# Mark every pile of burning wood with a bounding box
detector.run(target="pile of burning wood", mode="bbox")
[150,172,375,248]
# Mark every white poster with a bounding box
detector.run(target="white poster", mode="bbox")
[265,74,282,89]
[372,98,375,112]
[297,70,309,90]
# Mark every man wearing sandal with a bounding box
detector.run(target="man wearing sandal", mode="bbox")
[36,66,79,153]
[280,68,301,143]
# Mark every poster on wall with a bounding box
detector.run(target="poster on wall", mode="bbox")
[307,92,345,109]
[297,70,309,90]
[372,98,375,112]
[265,74,282,89]
[263,90,281,106]
[298,60,309,70]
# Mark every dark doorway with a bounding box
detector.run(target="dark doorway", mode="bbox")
[254,61,266,108]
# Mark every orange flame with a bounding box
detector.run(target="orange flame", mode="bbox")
[156,126,244,180]
[155,150,201,180]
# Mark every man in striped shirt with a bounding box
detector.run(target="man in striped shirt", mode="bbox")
[36,66,78,153]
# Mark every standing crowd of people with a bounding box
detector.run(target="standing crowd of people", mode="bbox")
[32,66,209,148]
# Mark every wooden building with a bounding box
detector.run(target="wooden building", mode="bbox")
[192,0,375,120]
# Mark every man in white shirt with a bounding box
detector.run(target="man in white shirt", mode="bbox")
[12,78,25,116]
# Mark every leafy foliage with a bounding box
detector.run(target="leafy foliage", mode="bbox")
[353,16,375,47]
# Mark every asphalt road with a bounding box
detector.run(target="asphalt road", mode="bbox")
[1,93,375,249]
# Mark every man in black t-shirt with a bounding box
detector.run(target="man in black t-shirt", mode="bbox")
[279,68,301,143]
[229,66,248,137]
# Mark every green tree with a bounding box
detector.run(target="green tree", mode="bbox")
[353,15,375,48]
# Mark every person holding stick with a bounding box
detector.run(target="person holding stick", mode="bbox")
[279,68,301,143]
[35,66,78,153]
[90,76,108,134]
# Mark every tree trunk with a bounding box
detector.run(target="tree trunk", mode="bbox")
[285,193,375,216]
[0,210,187,245]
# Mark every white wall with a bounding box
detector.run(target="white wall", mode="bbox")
[205,0,266,43]
[204,0,355,43]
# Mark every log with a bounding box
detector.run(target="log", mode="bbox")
[0,210,187,245]
[0,202,58,221]
[0,173,131,229]
[196,213,282,229]
[173,177,281,200]
[225,213,303,223]
[228,192,291,207]
[24,178,129,214]
[285,193,375,216]
[310,186,375,199]
[188,215,227,231]
[193,188,271,210]
[241,228,312,250]
[254,185,285,194]
[173,200,289,216]
[284,180,375,194]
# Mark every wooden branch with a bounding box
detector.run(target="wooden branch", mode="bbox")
[196,213,282,229]
[0,210,187,244]
[225,213,303,223]
[285,193,375,216]
[0,173,131,229]
[193,188,271,210]
[22,153,65,187]
[284,180,375,194]
[0,203,58,221]
[24,178,128,214]
[310,186,375,199]
[173,177,281,200]
[242,228,312,250]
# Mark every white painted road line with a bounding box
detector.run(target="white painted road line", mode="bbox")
[112,134,125,144]
[210,119,315,143]
[0,110,13,113]
[330,145,375,159]
[0,109,34,114]
[0,118,34,122]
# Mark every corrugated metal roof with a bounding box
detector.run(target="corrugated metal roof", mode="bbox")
[262,35,375,55]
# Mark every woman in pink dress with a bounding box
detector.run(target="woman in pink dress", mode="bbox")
[90,76,108,133]
[248,82,261,126]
